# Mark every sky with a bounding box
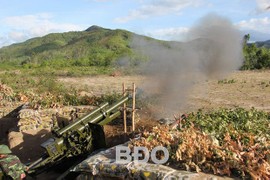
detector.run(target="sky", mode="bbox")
[0,0,269,48]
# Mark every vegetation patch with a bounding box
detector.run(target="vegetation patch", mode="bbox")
[218,79,237,84]
[130,108,270,179]
[242,34,270,70]
[0,70,123,109]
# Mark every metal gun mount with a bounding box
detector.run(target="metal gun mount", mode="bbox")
[28,95,131,172]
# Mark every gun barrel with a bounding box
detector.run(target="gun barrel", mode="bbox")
[56,102,109,136]
[56,95,130,136]
[89,95,129,124]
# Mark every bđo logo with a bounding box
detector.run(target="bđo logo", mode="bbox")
[115,146,169,164]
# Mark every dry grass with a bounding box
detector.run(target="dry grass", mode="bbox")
[58,70,270,113]
[187,70,270,112]
[58,75,145,96]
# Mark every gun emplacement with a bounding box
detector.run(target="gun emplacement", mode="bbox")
[28,95,131,172]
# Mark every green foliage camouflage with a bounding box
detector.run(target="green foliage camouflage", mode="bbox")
[131,108,270,179]
[186,107,270,144]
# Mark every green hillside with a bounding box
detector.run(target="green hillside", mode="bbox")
[255,40,270,48]
[0,25,143,68]
[1,27,270,71]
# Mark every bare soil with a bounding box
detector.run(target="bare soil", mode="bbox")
[58,75,144,96]
[187,70,270,112]
[58,70,270,112]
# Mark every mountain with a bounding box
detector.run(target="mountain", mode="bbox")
[255,40,270,48]
[4,25,268,70]
[0,25,149,67]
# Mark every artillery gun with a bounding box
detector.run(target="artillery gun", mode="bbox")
[26,95,132,174]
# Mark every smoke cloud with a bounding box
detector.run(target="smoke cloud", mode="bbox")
[131,14,243,117]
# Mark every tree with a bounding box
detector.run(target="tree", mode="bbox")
[241,34,270,70]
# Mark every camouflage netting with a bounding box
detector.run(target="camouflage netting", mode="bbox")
[0,83,14,101]
[0,83,21,118]
[71,143,197,180]
[18,106,95,132]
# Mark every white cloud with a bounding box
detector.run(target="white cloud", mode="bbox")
[0,36,10,48]
[146,27,189,41]
[114,0,204,23]
[236,17,270,34]
[255,0,270,12]
[8,31,27,42]
[0,13,83,47]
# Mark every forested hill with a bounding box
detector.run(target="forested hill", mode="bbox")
[255,40,270,48]
[0,25,148,68]
[1,25,270,70]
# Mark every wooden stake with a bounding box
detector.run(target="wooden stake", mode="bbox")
[122,83,127,133]
[132,83,136,132]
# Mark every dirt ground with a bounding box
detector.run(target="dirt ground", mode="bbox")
[58,70,270,113]
[2,70,270,179]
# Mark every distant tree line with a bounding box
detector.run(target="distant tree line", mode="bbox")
[241,34,270,70]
